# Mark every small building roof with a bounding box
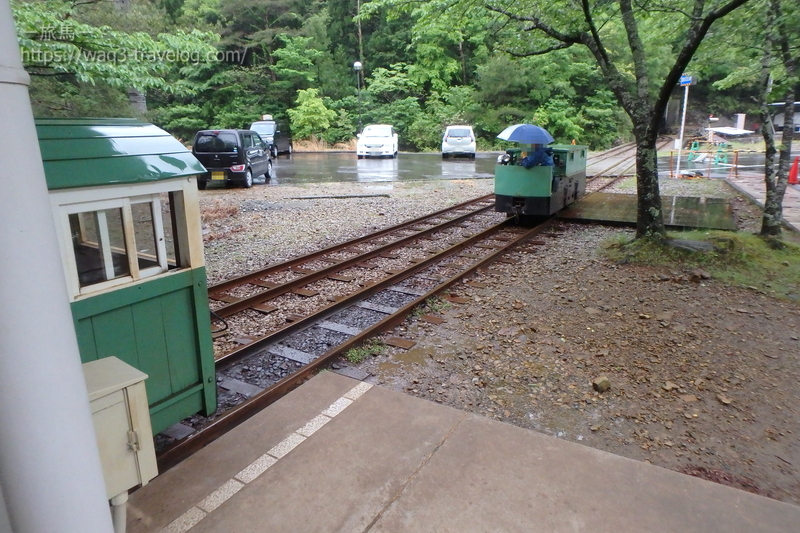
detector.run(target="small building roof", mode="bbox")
[36,118,206,190]
[705,126,754,136]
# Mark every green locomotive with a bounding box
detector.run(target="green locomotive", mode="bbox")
[493,124,588,219]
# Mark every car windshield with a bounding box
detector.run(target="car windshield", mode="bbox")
[194,132,238,152]
[363,126,392,137]
[447,128,471,137]
[251,123,276,135]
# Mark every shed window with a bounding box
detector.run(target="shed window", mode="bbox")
[62,192,188,294]
[70,208,130,286]
[132,201,159,271]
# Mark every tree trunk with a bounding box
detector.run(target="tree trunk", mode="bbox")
[762,92,795,236]
[634,135,666,238]
[459,40,467,85]
[760,0,795,237]
[761,69,786,235]
[114,0,147,116]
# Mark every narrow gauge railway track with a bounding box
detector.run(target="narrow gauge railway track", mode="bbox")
[587,141,637,168]
[586,138,673,192]
[157,197,554,470]
[207,194,497,361]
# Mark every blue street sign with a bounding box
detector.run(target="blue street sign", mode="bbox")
[680,74,693,86]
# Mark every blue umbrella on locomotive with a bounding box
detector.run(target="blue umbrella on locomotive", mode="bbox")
[496,124,555,167]
[497,123,554,144]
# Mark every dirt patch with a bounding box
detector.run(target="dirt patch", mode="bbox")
[354,223,800,505]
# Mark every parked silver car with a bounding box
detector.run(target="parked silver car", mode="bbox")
[442,125,476,159]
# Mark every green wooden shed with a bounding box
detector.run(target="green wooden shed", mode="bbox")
[37,118,216,435]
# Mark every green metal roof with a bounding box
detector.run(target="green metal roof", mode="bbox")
[36,118,206,190]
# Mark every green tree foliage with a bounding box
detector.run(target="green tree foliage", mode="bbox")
[14,0,219,92]
[702,0,799,237]
[28,76,132,117]
[533,97,584,143]
[11,0,766,182]
[288,88,337,138]
[272,34,325,86]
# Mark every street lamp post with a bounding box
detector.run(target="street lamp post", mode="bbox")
[353,61,363,132]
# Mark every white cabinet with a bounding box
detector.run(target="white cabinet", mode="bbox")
[83,357,158,532]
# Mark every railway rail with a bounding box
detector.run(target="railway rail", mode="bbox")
[585,138,674,193]
[155,141,655,470]
[157,196,555,470]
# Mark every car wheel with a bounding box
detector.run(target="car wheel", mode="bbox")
[264,160,273,181]
[197,180,207,190]
[287,144,292,154]
[243,169,253,188]
[271,146,278,159]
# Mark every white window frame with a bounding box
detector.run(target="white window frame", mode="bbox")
[130,196,169,278]
[54,191,174,298]
[50,179,204,301]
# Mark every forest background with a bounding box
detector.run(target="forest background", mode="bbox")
[10,0,785,151]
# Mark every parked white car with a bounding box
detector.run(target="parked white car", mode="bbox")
[441,125,476,159]
[357,124,398,158]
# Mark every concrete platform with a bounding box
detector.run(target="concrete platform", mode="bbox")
[128,372,800,533]
[560,192,737,230]
[726,172,800,232]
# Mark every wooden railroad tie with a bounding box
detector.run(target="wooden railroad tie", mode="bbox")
[293,288,320,297]
[420,314,446,325]
[385,337,416,349]
[252,304,278,315]
[210,294,241,303]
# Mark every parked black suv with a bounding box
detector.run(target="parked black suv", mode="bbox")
[250,116,292,157]
[192,129,272,189]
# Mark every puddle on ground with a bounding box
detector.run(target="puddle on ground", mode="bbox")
[377,361,402,374]
[374,341,459,379]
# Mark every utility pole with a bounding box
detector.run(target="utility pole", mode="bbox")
[354,61,363,132]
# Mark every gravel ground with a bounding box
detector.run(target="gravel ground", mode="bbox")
[200,180,494,285]
[200,176,800,505]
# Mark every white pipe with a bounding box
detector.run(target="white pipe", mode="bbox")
[110,492,128,533]
[0,2,114,532]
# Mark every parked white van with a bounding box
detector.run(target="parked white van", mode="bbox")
[357,124,398,158]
